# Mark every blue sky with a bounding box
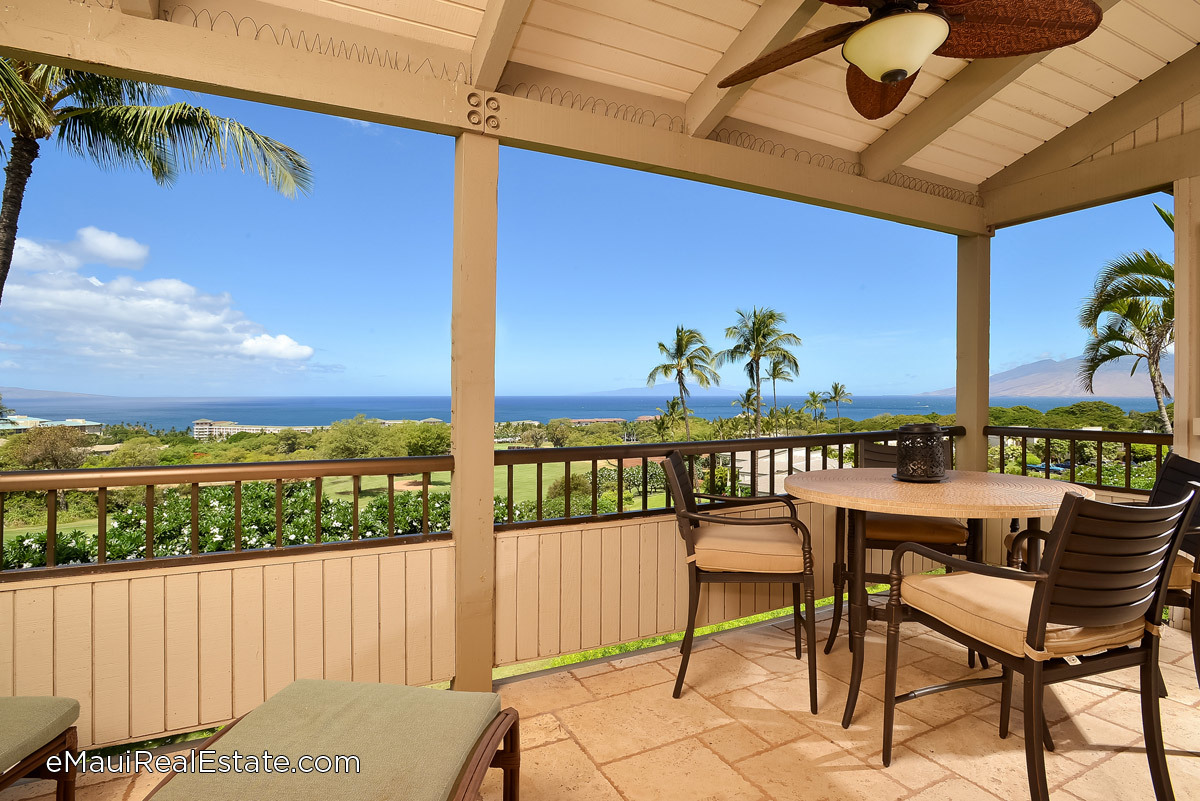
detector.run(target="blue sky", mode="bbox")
[0,91,1175,398]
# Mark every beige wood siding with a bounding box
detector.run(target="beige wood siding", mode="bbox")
[0,540,455,749]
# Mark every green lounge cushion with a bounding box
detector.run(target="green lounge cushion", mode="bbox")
[154,680,501,801]
[0,696,79,773]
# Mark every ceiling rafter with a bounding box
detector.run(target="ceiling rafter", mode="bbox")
[471,0,534,92]
[982,43,1200,192]
[860,0,1123,182]
[685,0,824,139]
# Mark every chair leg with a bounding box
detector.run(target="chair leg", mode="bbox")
[1023,661,1051,801]
[825,510,847,655]
[59,727,78,801]
[1158,664,1169,699]
[804,578,819,714]
[792,583,803,660]
[1142,647,1175,800]
[1042,712,1056,753]
[673,567,701,699]
[999,667,1013,739]
[501,717,520,801]
[1190,586,1200,690]
[882,605,902,767]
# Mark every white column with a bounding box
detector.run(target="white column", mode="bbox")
[450,132,499,692]
[1175,176,1200,458]
[956,234,991,471]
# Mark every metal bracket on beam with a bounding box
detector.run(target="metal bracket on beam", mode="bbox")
[117,0,160,20]
[463,91,504,137]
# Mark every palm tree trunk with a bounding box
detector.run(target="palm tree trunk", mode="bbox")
[678,375,691,442]
[835,401,842,433]
[1148,361,1173,434]
[753,362,762,438]
[772,378,778,412]
[0,135,40,308]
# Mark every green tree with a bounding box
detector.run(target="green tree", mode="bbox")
[1078,298,1173,433]
[0,393,11,416]
[520,428,548,448]
[0,60,312,307]
[823,382,853,433]
[765,359,794,412]
[779,404,800,435]
[732,388,759,438]
[652,416,672,443]
[11,425,86,470]
[646,325,719,441]
[404,423,451,456]
[1078,204,1175,433]
[545,419,572,448]
[655,397,685,441]
[106,436,163,467]
[714,307,801,438]
[802,390,827,423]
[276,428,302,454]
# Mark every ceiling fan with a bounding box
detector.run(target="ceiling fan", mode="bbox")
[717,0,1104,120]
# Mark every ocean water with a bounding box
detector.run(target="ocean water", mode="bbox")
[4,394,1162,433]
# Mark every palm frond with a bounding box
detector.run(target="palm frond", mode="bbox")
[0,59,52,137]
[57,103,312,196]
[1154,203,1174,232]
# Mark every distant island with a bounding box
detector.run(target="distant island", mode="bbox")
[927,354,1173,398]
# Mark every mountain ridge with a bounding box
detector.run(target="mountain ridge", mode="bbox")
[926,354,1174,397]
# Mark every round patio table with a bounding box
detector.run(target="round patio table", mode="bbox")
[783,468,1094,728]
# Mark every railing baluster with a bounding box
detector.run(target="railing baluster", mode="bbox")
[234,481,242,551]
[506,465,514,524]
[422,473,430,535]
[314,477,323,544]
[998,435,1006,473]
[1094,439,1102,487]
[564,461,571,519]
[787,447,794,475]
[750,449,758,496]
[0,492,4,571]
[145,485,155,560]
[1068,439,1077,484]
[729,451,736,495]
[616,458,623,512]
[1044,439,1051,479]
[275,478,284,547]
[1125,442,1132,490]
[1020,436,1028,476]
[708,453,717,497]
[387,474,396,536]
[536,462,543,521]
[351,475,360,540]
[641,457,649,511]
[190,483,200,555]
[768,449,776,494]
[97,487,107,564]
[46,490,57,568]
[821,445,828,471]
[591,459,598,516]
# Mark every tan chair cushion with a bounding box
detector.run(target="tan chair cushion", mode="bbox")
[0,696,78,774]
[693,521,806,574]
[1169,551,1196,591]
[865,512,968,545]
[902,572,1145,660]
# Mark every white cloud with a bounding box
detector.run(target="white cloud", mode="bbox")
[12,226,148,272]
[75,226,149,269]
[0,360,17,369]
[238,333,314,360]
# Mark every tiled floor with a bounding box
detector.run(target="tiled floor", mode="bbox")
[8,616,1200,801]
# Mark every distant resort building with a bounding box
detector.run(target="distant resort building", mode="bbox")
[568,418,625,426]
[192,419,326,441]
[0,415,102,436]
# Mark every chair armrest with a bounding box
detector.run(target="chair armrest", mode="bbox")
[1009,529,1050,570]
[889,542,1046,585]
[680,510,801,528]
[695,493,799,517]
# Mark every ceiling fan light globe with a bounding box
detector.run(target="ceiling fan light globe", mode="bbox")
[841,11,950,84]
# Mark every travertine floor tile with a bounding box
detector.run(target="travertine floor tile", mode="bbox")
[601,738,765,801]
[708,687,813,746]
[717,626,798,659]
[498,671,594,717]
[659,643,775,697]
[695,723,771,763]
[480,739,621,801]
[902,776,1004,801]
[557,683,732,764]
[521,713,572,749]
[735,734,910,801]
[576,661,673,697]
[880,745,951,791]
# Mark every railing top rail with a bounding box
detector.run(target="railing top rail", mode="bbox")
[0,455,454,492]
[494,427,966,465]
[983,426,1173,445]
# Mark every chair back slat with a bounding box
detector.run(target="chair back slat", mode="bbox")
[1148,452,1200,556]
[1035,491,1195,632]
[662,451,699,549]
[858,438,953,469]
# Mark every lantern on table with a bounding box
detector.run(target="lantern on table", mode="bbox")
[893,423,947,483]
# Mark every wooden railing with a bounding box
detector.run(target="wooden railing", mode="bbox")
[984,425,1173,494]
[0,456,452,578]
[493,427,965,530]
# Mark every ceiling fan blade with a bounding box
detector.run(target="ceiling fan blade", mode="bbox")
[717,21,864,88]
[935,0,1103,59]
[846,65,918,120]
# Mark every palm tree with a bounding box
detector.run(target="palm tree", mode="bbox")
[824,382,853,433]
[802,390,827,424]
[651,415,672,443]
[647,326,720,441]
[765,359,795,411]
[0,60,312,307]
[732,388,759,438]
[655,397,686,440]
[779,404,799,436]
[714,307,801,438]
[1078,204,1175,432]
[1079,298,1174,433]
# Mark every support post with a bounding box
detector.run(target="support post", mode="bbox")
[450,132,499,691]
[1176,177,1200,458]
[956,234,991,471]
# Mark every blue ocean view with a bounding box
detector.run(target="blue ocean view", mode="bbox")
[5,393,1162,433]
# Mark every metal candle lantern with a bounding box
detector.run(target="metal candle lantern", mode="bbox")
[893,423,947,483]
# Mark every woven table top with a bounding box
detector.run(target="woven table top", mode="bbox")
[783,468,1095,518]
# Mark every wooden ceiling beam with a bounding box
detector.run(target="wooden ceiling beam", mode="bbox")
[861,0,1121,182]
[983,44,1200,193]
[471,0,534,92]
[685,0,823,139]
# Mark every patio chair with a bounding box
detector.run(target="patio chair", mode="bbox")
[144,680,519,801]
[824,438,981,662]
[1006,451,1200,688]
[880,487,1199,801]
[662,451,818,710]
[0,696,79,801]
